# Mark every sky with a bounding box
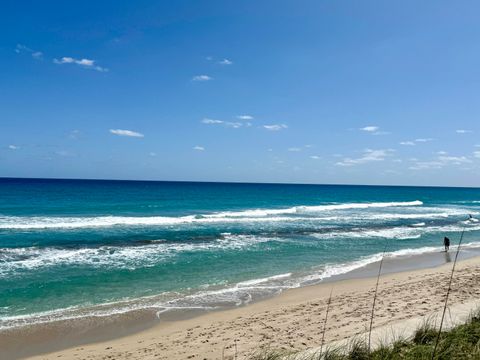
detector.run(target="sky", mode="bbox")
[1,0,480,187]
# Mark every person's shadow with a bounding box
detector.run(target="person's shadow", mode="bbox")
[444,251,452,263]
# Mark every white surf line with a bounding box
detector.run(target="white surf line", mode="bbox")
[0,200,426,229]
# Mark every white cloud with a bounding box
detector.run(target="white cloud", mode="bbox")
[360,126,379,132]
[193,146,205,151]
[225,122,242,128]
[400,138,434,146]
[8,145,19,150]
[192,75,212,81]
[15,44,43,60]
[109,129,144,138]
[438,155,472,164]
[206,56,233,65]
[69,130,81,140]
[263,124,288,131]
[456,129,473,134]
[54,57,108,72]
[310,155,321,160]
[55,57,74,64]
[359,126,389,135]
[76,59,94,66]
[288,147,301,152]
[409,161,444,170]
[202,118,224,125]
[437,151,448,155]
[201,118,243,128]
[336,149,393,166]
[409,154,472,170]
[237,115,254,120]
[474,151,480,159]
[15,44,29,53]
[149,152,157,157]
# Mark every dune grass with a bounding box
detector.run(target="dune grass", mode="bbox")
[248,309,480,360]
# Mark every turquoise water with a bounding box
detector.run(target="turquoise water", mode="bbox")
[1,178,480,329]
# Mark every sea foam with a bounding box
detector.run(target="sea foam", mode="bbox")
[0,200,426,230]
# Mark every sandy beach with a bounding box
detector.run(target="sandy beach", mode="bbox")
[6,254,477,360]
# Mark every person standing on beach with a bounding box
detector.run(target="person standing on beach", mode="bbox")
[444,236,450,252]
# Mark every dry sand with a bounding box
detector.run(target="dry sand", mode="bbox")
[20,255,480,360]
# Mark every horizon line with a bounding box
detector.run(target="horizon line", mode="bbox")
[0,176,479,190]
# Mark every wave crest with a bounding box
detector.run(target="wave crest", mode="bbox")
[0,200,425,230]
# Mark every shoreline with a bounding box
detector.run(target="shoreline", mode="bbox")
[4,242,480,330]
[3,250,479,359]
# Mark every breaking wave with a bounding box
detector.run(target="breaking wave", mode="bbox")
[0,234,277,276]
[0,200,429,230]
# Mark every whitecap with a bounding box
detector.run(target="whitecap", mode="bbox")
[0,200,425,230]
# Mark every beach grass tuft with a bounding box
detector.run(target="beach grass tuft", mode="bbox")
[412,319,437,345]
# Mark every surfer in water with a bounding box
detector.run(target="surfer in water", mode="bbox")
[443,236,450,252]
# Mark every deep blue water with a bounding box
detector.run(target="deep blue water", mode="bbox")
[1,178,479,329]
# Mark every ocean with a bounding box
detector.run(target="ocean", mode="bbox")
[1,178,480,330]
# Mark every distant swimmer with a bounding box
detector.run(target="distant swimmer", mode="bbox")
[444,236,450,252]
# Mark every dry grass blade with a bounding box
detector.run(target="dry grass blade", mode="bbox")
[319,286,334,358]
[368,239,389,351]
[430,215,470,359]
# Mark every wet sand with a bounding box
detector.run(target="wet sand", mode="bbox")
[9,252,480,360]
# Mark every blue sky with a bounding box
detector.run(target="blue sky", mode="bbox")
[1,0,480,186]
